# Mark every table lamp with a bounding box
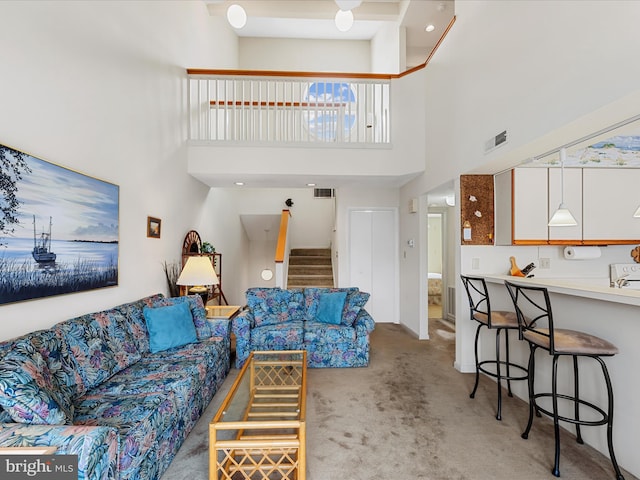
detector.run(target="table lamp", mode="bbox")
[176,256,219,304]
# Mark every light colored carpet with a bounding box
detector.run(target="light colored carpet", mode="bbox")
[161,321,635,480]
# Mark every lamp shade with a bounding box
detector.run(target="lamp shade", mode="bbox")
[177,256,219,287]
[548,204,578,227]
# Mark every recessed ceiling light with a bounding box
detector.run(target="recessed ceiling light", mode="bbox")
[425,24,435,32]
[307,183,316,187]
[234,182,244,186]
[227,4,247,29]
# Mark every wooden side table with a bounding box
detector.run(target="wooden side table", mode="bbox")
[206,305,241,356]
[205,305,240,320]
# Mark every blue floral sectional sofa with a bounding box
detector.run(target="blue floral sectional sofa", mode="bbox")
[232,287,375,368]
[0,294,231,480]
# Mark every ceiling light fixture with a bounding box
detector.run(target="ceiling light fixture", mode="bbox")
[548,148,578,227]
[226,4,247,29]
[334,9,354,32]
[425,24,435,32]
[234,181,244,186]
[445,194,455,207]
[307,183,316,187]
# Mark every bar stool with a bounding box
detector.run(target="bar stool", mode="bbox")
[504,280,624,480]
[460,275,528,420]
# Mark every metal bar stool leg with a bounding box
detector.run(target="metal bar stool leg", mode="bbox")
[505,329,514,397]
[552,355,561,478]
[573,355,584,445]
[522,344,537,440]
[470,323,483,399]
[597,357,625,480]
[496,328,503,421]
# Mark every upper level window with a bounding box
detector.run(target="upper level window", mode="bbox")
[304,82,356,141]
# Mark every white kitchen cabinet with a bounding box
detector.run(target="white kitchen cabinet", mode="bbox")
[512,168,549,244]
[495,168,549,245]
[582,168,640,243]
[494,170,513,246]
[495,167,640,245]
[548,167,583,243]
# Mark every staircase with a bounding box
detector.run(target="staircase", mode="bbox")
[287,248,334,288]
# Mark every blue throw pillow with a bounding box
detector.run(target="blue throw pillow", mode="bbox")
[143,302,198,353]
[316,291,348,325]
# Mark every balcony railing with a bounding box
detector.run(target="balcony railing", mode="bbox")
[187,69,391,146]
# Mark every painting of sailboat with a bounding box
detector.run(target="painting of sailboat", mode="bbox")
[0,143,119,304]
[32,215,56,263]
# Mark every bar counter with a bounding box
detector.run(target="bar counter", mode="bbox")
[481,274,640,307]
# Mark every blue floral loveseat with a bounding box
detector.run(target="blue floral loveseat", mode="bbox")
[232,287,374,368]
[0,294,231,480]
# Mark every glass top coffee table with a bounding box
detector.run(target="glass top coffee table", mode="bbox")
[209,350,307,480]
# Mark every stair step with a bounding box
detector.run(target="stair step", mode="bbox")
[288,265,333,275]
[289,256,331,266]
[287,276,334,287]
[287,248,333,288]
[290,248,331,257]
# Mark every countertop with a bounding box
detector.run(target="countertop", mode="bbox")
[477,274,640,307]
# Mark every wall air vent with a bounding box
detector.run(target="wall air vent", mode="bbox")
[313,188,335,199]
[484,130,508,153]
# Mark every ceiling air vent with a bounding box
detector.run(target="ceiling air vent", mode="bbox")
[314,188,335,199]
[484,130,508,154]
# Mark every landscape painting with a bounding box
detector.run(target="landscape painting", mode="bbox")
[0,143,119,305]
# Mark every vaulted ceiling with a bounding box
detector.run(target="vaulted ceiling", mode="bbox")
[204,0,455,70]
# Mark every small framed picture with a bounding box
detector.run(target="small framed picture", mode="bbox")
[147,216,161,238]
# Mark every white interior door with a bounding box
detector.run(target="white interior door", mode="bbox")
[348,208,398,323]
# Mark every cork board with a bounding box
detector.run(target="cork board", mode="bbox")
[460,175,494,245]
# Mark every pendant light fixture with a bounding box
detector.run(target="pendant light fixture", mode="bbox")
[260,228,273,281]
[334,0,360,32]
[548,148,578,227]
[334,9,354,32]
[226,4,247,29]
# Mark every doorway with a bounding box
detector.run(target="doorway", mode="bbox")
[427,212,444,321]
[348,208,398,324]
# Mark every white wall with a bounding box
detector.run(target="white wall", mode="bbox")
[397,0,640,343]
[395,2,640,475]
[196,188,250,306]
[407,0,640,197]
[371,23,402,74]
[239,37,370,72]
[199,187,335,298]
[0,0,239,341]
[220,187,334,248]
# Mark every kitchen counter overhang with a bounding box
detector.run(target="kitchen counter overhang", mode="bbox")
[478,274,640,307]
